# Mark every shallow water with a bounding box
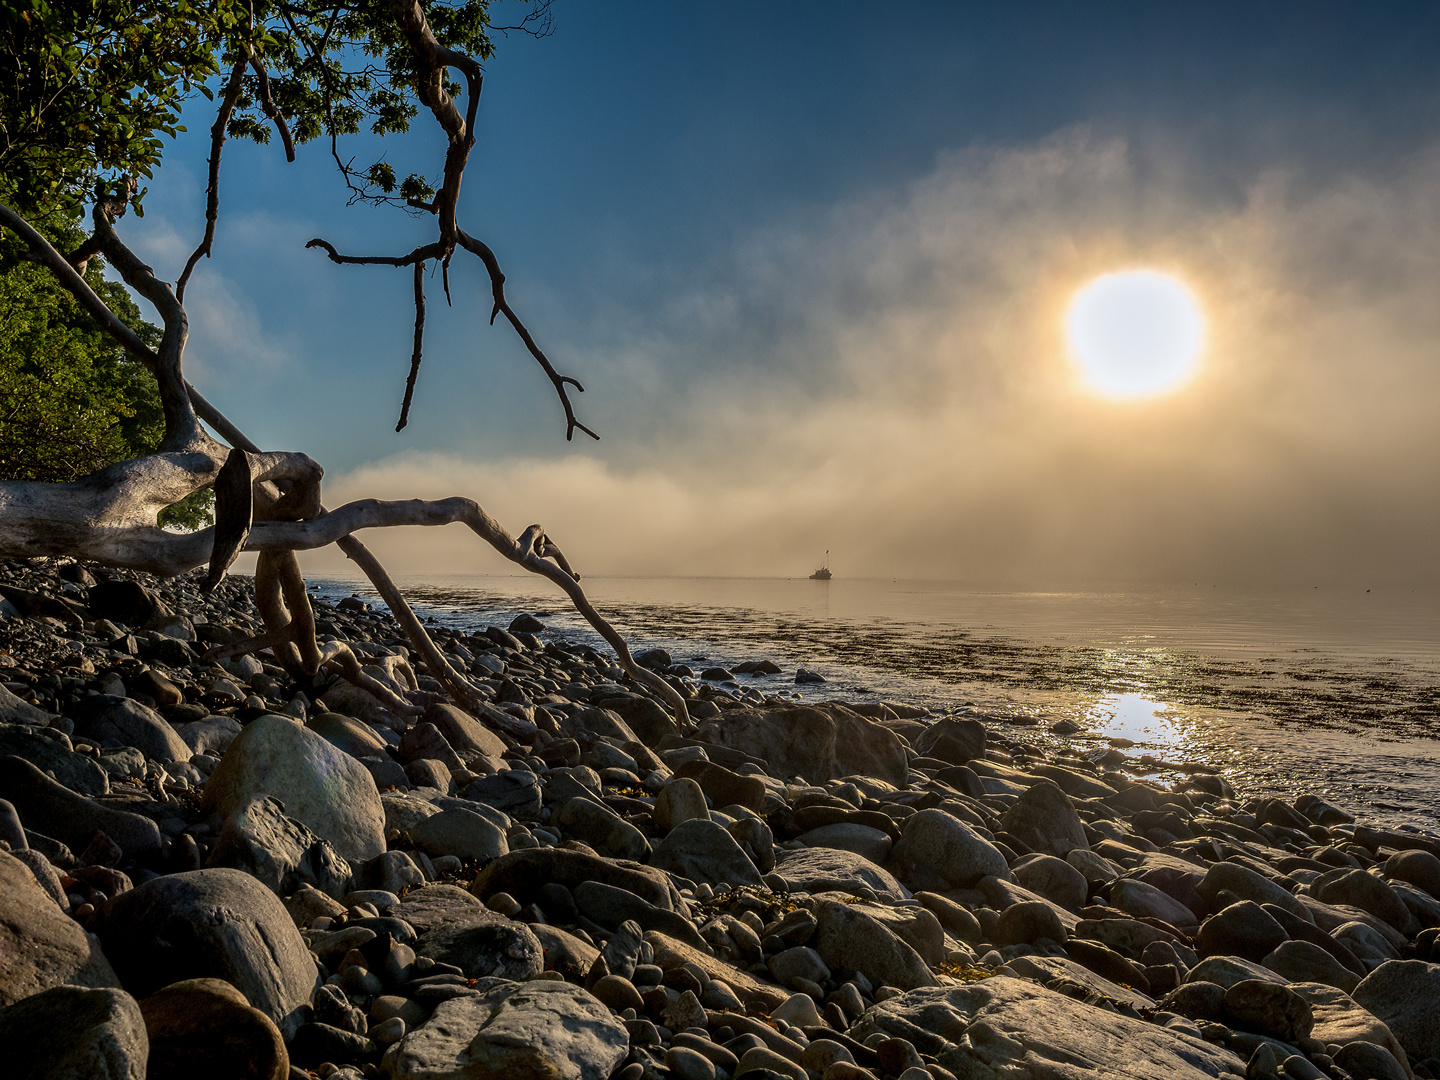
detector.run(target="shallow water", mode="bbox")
[309,574,1440,831]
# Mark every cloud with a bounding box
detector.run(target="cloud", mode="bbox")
[303,130,1440,588]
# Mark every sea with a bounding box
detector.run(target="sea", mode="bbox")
[308,574,1440,833]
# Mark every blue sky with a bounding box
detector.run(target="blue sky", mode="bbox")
[133,2,1440,584]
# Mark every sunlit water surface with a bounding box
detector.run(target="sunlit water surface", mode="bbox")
[310,575,1440,831]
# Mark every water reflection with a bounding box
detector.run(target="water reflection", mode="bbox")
[1090,692,1182,745]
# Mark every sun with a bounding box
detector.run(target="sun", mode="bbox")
[1065,270,1205,399]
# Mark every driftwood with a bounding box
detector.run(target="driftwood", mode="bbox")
[0,0,690,738]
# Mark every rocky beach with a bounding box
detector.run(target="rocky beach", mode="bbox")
[2,558,1439,1080]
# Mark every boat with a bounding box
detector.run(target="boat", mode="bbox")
[809,551,832,580]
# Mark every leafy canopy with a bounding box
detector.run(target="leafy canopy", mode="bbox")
[0,0,505,220]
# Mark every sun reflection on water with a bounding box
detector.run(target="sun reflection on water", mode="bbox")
[1091,691,1183,745]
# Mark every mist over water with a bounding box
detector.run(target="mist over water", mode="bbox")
[310,574,1440,831]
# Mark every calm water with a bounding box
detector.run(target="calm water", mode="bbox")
[310,575,1440,831]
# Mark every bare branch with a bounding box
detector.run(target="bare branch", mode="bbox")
[457,229,598,441]
[305,237,442,267]
[397,260,426,431]
[177,55,249,303]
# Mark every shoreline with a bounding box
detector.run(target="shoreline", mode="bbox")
[0,557,1437,1078]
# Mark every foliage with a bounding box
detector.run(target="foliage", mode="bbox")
[0,0,510,220]
[0,220,213,528]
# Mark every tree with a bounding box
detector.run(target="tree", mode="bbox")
[0,0,689,739]
[0,217,213,528]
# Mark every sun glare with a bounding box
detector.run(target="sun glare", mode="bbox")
[1065,270,1205,399]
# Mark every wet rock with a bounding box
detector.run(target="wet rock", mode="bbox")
[206,794,352,899]
[139,977,288,1080]
[0,755,160,859]
[850,977,1244,1078]
[0,850,119,1005]
[389,980,628,1080]
[811,899,937,991]
[0,985,146,1080]
[1331,1040,1410,1080]
[201,714,386,861]
[68,695,191,763]
[100,868,319,1040]
[694,704,909,787]
[889,808,1009,891]
[651,818,763,888]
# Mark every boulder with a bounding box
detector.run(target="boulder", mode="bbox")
[1293,981,1413,1078]
[771,846,910,901]
[1197,861,1309,921]
[911,716,986,765]
[391,884,488,935]
[305,712,388,759]
[0,723,109,794]
[796,823,893,864]
[1353,960,1440,1064]
[68,696,191,763]
[389,980,628,1080]
[889,808,1010,891]
[100,868,319,1040]
[408,807,509,863]
[591,694,676,747]
[1111,878,1202,929]
[201,714,386,860]
[88,580,162,626]
[0,850,119,1005]
[1000,780,1088,857]
[552,797,651,863]
[1013,854,1088,911]
[205,795,352,899]
[572,881,708,950]
[650,818,763,888]
[811,899,937,991]
[0,755,160,859]
[1222,978,1313,1044]
[140,978,288,1080]
[849,977,1244,1078]
[1196,901,1289,961]
[0,985,147,1080]
[422,703,509,764]
[1262,940,1360,994]
[653,777,709,832]
[673,758,766,812]
[0,683,55,726]
[472,848,678,912]
[1385,850,1440,900]
[171,715,243,757]
[414,910,544,981]
[1317,870,1418,935]
[694,704,909,787]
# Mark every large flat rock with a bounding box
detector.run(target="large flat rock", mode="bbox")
[849,976,1246,1079]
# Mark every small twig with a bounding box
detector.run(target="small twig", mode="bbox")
[397,260,426,431]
